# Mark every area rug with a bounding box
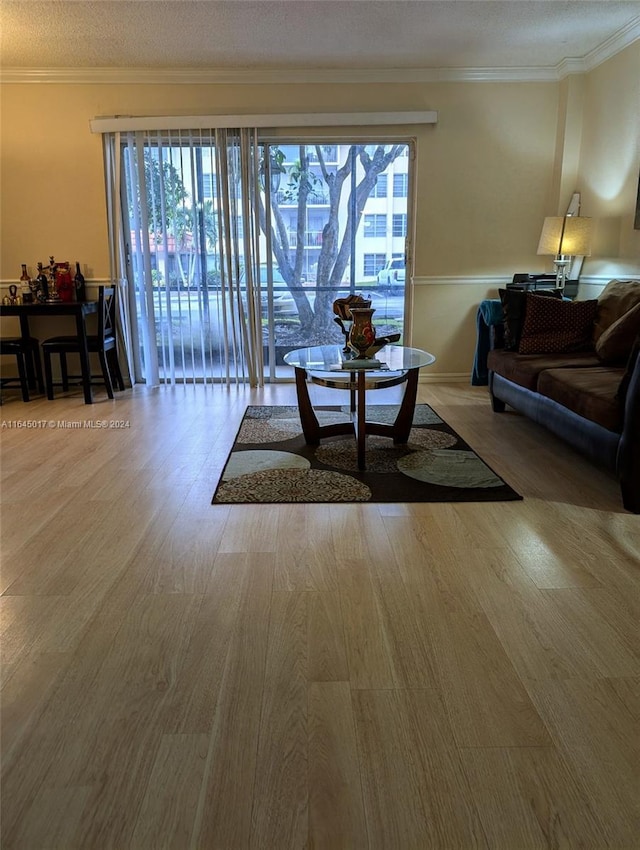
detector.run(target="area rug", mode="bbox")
[212,405,522,504]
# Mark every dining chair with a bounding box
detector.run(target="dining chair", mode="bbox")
[0,336,45,401]
[42,285,125,400]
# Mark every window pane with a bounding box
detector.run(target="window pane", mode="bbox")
[393,174,408,197]
[124,138,411,384]
[369,174,388,198]
[363,253,386,275]
[364,214,386,237]
[392,214,407,237]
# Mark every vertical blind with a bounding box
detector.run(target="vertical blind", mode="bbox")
[95,113,430,388]
[111,127,264,387]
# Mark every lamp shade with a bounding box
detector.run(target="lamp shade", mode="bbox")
[537,216,593,257]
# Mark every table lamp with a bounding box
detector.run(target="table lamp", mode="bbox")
[537,215,593,290]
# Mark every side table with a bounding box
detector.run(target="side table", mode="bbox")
[284,344,436,470]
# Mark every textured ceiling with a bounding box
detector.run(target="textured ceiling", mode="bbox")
[1,0,639,72]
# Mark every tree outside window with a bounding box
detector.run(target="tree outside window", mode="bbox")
[129,140,410,368]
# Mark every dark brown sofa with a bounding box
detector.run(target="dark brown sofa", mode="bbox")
[487,280,640,513]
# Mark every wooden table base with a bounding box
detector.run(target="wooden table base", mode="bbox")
[293,365,419,470]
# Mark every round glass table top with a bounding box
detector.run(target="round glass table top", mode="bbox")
[283,344,436,373]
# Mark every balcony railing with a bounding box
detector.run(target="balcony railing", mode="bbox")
[287,231,324,248]
[280,145,338,165]
[274,189,330,206]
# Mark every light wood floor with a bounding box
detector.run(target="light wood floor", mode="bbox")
[1,380,638,849]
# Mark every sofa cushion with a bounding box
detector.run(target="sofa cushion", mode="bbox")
[487,349,600,391]
[593,279,640,341]
[518,295,598,354]
[498,288,562,351]
[537,366,626,432]
[595,302,640,364]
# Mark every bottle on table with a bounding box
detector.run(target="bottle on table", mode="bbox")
[19,264,32,303]
[35,262,49,300]
[48,256,59,300]
[74,262,86,302]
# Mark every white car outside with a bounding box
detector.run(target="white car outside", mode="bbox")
[376,259,406,295]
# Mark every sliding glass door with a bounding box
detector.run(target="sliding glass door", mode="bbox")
[121,133,412,384]
[261,142,411,377]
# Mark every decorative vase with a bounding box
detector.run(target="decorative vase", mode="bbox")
[348,307,376,358]
[333,294,372,352]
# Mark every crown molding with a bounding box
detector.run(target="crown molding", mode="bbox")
[555,17,640,77]
[0,65,561,85]
[2,19,637,87]
[582,16,640,72]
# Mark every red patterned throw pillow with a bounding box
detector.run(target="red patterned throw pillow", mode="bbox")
[498,287,563,351]
[518,295,598,354]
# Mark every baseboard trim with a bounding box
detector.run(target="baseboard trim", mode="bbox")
[419,372,471,384]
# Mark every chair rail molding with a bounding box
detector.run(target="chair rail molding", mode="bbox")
[412,274,635,287]
[0,278,124,287]
[578,275,638,285]
[413,276,513,286]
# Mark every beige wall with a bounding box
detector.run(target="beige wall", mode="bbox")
[576,44,640,277]
[0,80,559,280]
[1,43,638,378]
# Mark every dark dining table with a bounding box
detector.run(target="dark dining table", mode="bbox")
[0,299,98,403]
